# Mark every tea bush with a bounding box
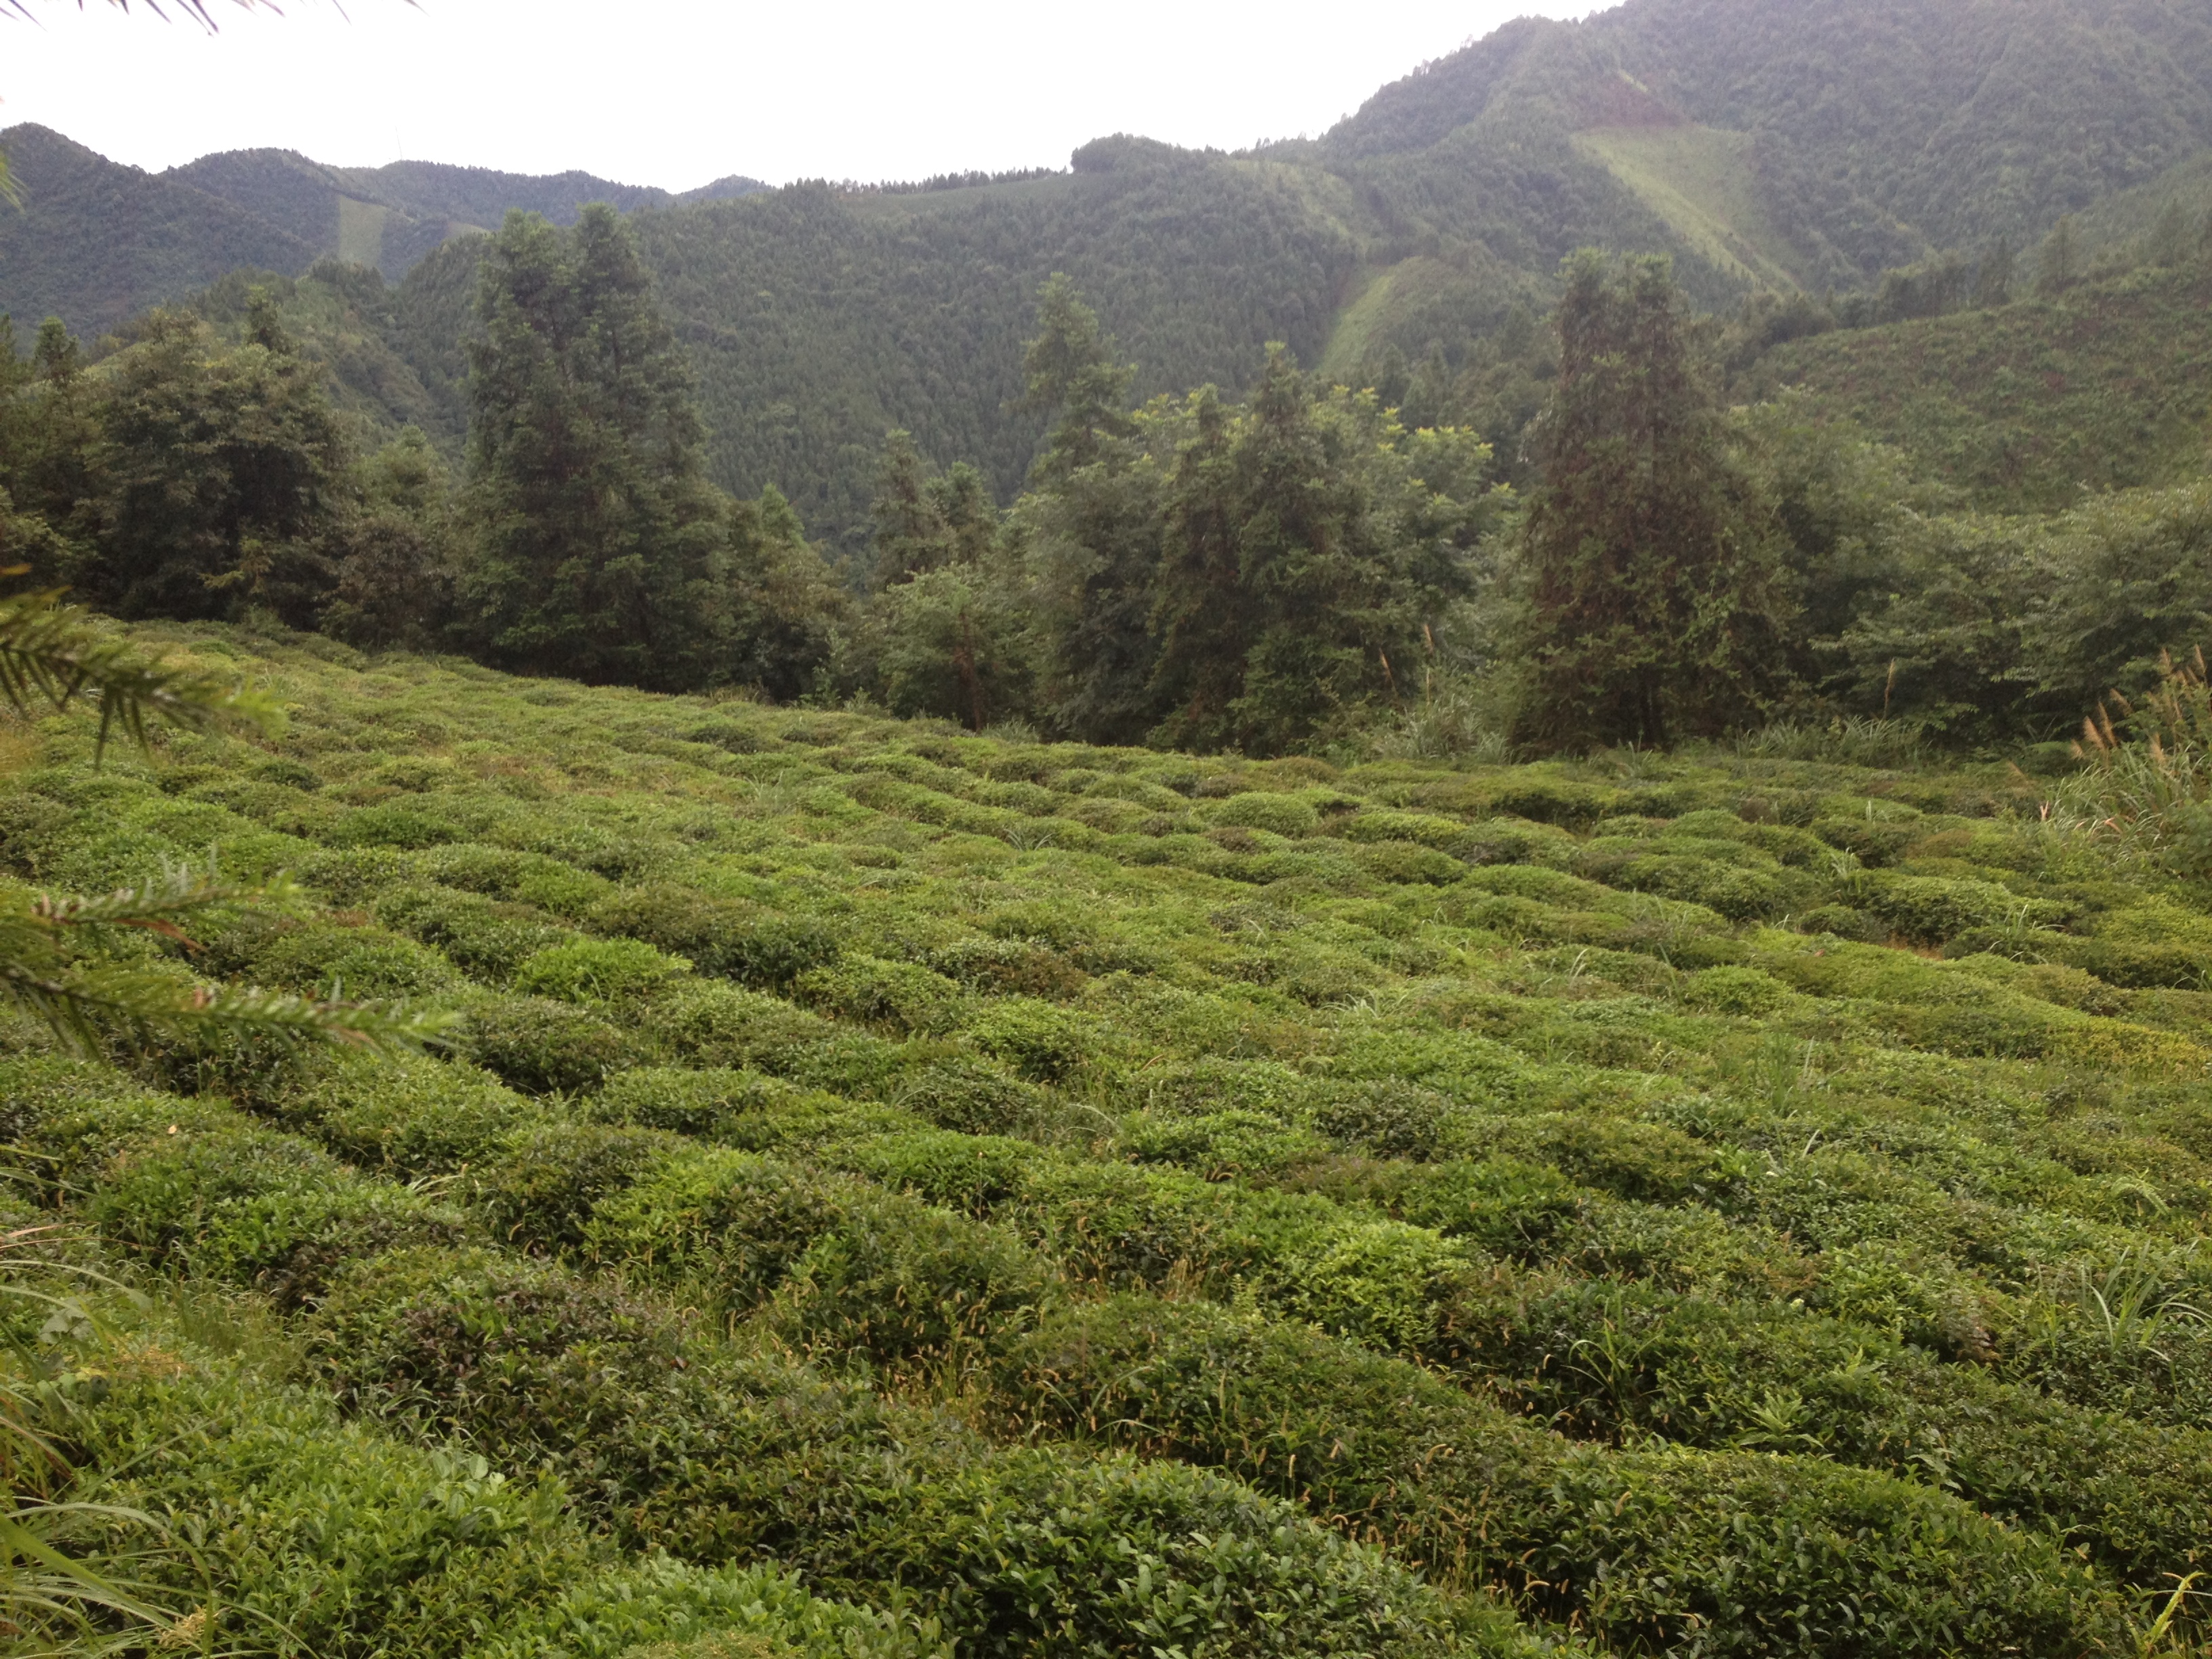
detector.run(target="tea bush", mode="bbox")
[9,623,2212,1654]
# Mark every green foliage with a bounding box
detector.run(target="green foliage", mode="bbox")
[1512,254,1793,750]
[454,209,733,688]
[79,304,347,628]
[459,996,648,1096]
[9,625,2212,1655]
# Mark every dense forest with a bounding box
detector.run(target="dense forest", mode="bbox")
[12,0,2212,551]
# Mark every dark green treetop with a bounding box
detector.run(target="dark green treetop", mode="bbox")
[455,205,729,689]
[1511,252,1793,752]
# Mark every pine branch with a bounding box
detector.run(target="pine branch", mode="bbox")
[0,588,278,760]
[0,960,452,1057]
[1,0,282,26]
[30,865,301,945]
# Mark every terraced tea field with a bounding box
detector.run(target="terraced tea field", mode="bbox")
[7,624,2212,1658]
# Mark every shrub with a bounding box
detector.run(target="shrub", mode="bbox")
[1118,1110,1327,1180]
[460,996,651,1094]
[376,884,577,981]
[589,1066,808,1138]
[893,1059,1051,1136]
[87,1123,466,1303]
[1679,964,1795,1015]
[1203,792,1320,837]
[225,916,462,1000]
[1441,1275,2212,1592]
[1856,872,2072,945]
[772,1195,1062,1371]
[1286,1155,1586,1258]
[473,1122,686,1251]
[1299,1078,1454,1159]
[417,842,615,917]
[802,1448,1467,1659]
[305,1245,910,1561]
[821,1123,1021,1196]
[587,884,843,986]
[312,1246,690,1465]
[474,1557,945,1659]
[583,1148,880,1309]
[278,1050,538,1175]
[330,800,462,848]
[794,956,968,1034]
[63,1336,596,1659]
[1001,1298,2131,1656]
[960,998,1100,1084]
[514,937,694,1003]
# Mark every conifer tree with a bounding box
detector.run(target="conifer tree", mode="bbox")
[1511,253,1793,752]
[869,430,943,588]
[1148,387,1245,748]
[2036,216,2080,295]
[455,207,729,689]
[1016,275,1164,743]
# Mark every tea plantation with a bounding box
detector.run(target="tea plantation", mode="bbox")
[8,623,2212,1658]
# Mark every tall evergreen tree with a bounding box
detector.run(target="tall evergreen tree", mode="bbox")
[1016,276,1165,744]
[1511,253,1793,752]
[1148,387,1246,749]
[867,431,999,588]
[726,484,847,700]
[455,206,728,689]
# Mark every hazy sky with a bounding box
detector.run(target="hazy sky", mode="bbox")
[4,1,1600,191]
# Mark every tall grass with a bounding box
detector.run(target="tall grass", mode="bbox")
[0,1228,182,1655]
[2058,647,2212,874]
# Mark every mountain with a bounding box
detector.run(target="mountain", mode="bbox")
[1738,262,2212,514]
[0,124,769,337]
[8,0,2211,550]
[0,124,319,342]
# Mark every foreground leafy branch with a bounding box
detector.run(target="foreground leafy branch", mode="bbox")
[0,586,277,760]
[0,867,453,1057]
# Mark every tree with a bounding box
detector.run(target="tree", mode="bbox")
[78,304,346,627]
[322,428,455,652]
[1511,252,1794,752]
[1148,388,1246,749]
[867,432,998,588]
[1150,347,1494,755]
[1014,276,1166,744]
[454,206,730,689]
[726,484,846,699]
[876,564,1036,731]
[2036,216,2080,295]
[1021,272,1136,481]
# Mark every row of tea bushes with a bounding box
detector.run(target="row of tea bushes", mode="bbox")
[0,1057,1549,1659]
[11,628,2212,1654]
[0,1048,2156,1656]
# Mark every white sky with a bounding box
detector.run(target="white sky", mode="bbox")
[3,1,1601,192]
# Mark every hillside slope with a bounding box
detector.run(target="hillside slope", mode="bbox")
[0,124,317,339]
[8,620,2212,1655]
[1740,263,2212,512]
[12,0,2211,546]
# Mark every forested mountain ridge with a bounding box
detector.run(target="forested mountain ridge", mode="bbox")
[0,124,319,341]
[8,0,2212,552]
[1317,0,2212,269]
[0,122,767,336]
